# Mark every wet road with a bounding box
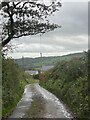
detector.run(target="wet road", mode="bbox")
[9,83,73,118]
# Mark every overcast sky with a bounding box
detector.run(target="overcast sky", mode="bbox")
[6,1,88,58]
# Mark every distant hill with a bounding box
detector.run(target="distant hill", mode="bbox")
[14,52,86,70]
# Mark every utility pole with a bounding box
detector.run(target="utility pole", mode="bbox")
[40,52,42,58]
[22,56,24,68]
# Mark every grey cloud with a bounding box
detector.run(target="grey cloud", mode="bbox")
[9,2,88,58]
[49,2,88,36]
[12,34,88,47]
[13,35,87,53]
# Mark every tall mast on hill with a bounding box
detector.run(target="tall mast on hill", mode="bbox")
[40,52,42,58]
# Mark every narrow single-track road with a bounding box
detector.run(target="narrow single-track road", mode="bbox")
[9,83,73,118]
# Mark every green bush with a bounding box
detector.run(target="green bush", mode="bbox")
[40,56,89,118]
[33,74,39,79]
[2,58,35,117]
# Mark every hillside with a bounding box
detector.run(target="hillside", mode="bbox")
[14,52,85,70]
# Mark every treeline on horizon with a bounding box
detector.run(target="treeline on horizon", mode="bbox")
[15,52,85,70]
[40,51,89,118]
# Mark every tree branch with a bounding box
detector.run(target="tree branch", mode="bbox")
[2,33,14,47]
[1,1,61,47]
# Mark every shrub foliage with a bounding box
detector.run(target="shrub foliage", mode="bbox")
[2,58,33,117]
[40,56,89,118]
